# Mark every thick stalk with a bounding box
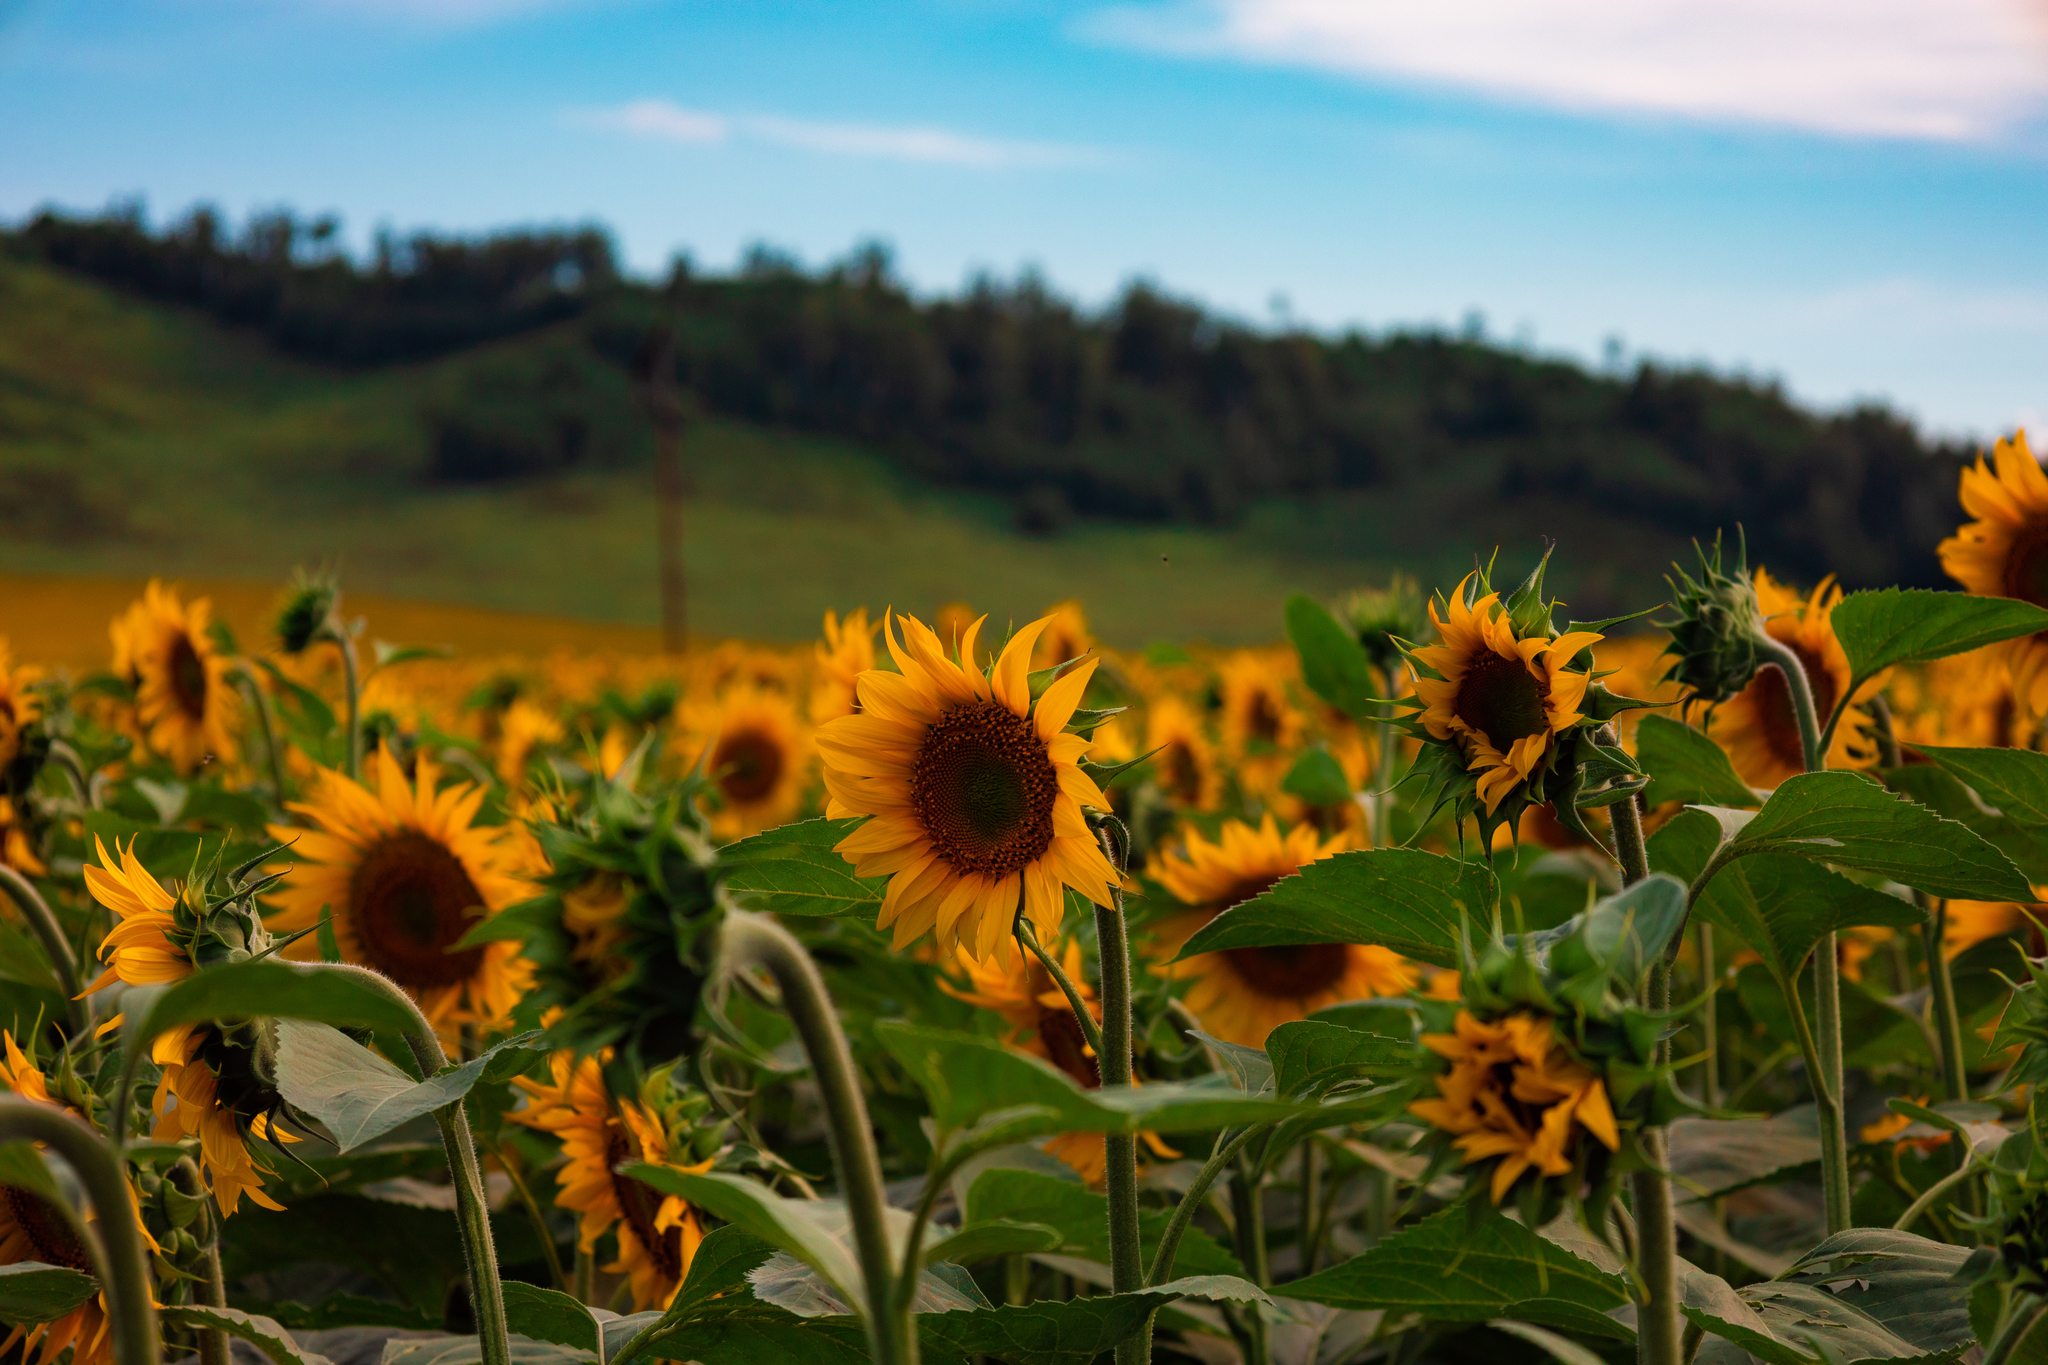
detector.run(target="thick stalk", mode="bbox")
[0,1099,160,1365]
[320,965,510,1365]
[1698,923,1720,1109]
[1753,635,1824,774]
[1229,1163,1271,1365]
[1922,897,1969,1102]
[1093,822,1148,1365]
[1299,1138,1323,1278]
[1986,1296,2048,1365]
[1786,970,1853,1233]
[720,911,912,1365]
[0,865,90,1038]
[171,1157,230,1365]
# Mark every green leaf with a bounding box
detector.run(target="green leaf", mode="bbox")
[1650,810,1922,982]
[1636,715,1757,810]
[0,1261,99,1327]
[1285,1205,1631,1340]
[1673,1260,1798,1365]
[921,1277,1268,1365]
[1722,771,2031,903]
[1915,745,2048,832]
[502,1281,602,1358]
[1535,874,1691,991]
[1264,1021,1415,1100]
[1666,1106,1821,1200]
[1881,764,2048,885]
[1830,589,2048,678]
[963,1168,1242,1279]
[1176,848,1498,970]
[236,1295,441,1331]
[1281,750,1353,808]
[272,1020,543,1152]
[382,1339,596,1365]
[920,1221,1064,1267]
[158,1304,335,1365]
[1487,1319,1610,1365]
[1721,1228,1975,1365]
[720,818,884,918]
[624,1166,874,1309]
[1286,595,1376,722]
[873,1023,1314,1138]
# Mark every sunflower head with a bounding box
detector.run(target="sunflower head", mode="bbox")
[1399,556,1647,845]
[274,569,342,656]
[0,638,46,779]
[1658,532,1765,704]
[109,580,240,774]
[1336,574,1427,674]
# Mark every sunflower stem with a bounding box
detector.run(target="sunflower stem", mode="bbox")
[491,1137,570,1291]
[328,627,364,782]
[1299,1136,1322,1278]
[1923,898,1970,1102]
[234,663,289,804]
[0,865,90,1040]
[1229,1159,1272,1365]
[1014,913,1105,1061]
[1987,1294,2048,1365]
[1786,962,1853,1233]
[719,910,914,1365]
[1092,823,1148,1365]
[1753,634,1824,774]
[170,1157,231,1365]
[315,964,512,1365]
[0,1098,160,1365]
[1698,923,1720,1110]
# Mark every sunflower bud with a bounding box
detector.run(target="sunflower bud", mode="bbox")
[1659,533,1765,704]
[2000,1193,2048,1293]
[274,569,341,655]
[1336,575,1427,674]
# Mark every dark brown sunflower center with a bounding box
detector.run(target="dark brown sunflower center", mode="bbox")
[168,632,208,721]
[348,832,488,989]
[910,700,1059,879]
[1752,639,1837,771]
[2002,523,2048,611]
[1159,740,1202,805]
[1453,652,1548,748]
[1247,693,1282,745]
[1224,944,1350,998]
[1037,1006,1100,1089]
[605,1127,685,1281]
[712,727,785,804]
[0,1185,92,1272]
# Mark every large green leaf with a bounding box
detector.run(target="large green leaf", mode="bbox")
[1707,1229,1976,1365]
[1285,1205,1631,1340]
[1830,589,2048,678]
[1636,715,1758,810]
[920,1221,1063,1267]
[1666,1106,1820,1200]
[1881,765,2048,885]
[1286,595,1376,722]
[0,1261,99,1326]
[158,1304,335,1365]
[1650,809,1921,982]
[720,818,884,918]
[1175,848,1497,969]
[502,1282,603,1359]
[920,1277,1267,1365]
[1717,772,2030,903]
[1915,746,2048,832]
[963,1168,1242,1279]
[873,1023,1315,1138]
[1264,1021,1416,1099]
[272,1020,543,1152]
[625,1166,880,1310]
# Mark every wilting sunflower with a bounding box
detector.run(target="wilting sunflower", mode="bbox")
[1706,570,1880,789]
[1143,695,1222,811]
[811,608,877,724]
[680,683,814,839]
[0,639,41,773]
[944,944,1176,1186]
[512,1051,712,1311]
[1150,816,1413,1047]
[109,580,239,774]
[1409,1010,1620,1205]
[1940,431,2048,703]
[819,612,1120,962]
[267,749,534,1029]
[1409,577,1603,817]
[1031,601,1095,672]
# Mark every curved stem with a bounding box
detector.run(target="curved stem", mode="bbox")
[1753,635,1824,774]
[1014,915,1105,1060]
[720,911,913,1365]
[328,629,363,782]
[0,865,90,1039]
[0,1099,160,1365]
[234,665,289,803]
[1092,823,1147,1365]
[1986,1295,2048,1365]
[1148,1126,1265,1285]
[1891,1157,1978,1233]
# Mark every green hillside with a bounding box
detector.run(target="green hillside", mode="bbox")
[0,256,1439,645]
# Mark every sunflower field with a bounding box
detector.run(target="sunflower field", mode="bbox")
[12,436,2048,1365]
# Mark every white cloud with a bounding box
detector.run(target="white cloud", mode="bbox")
[575,99,1108,168]
[1084,0,2048,140]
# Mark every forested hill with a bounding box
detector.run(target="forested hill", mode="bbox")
[7,205,1975,592]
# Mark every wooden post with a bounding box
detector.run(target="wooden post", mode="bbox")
[638,327,687,655]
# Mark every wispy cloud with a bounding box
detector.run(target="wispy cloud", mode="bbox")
[1083,0,2048,141]
[575,98,1110,168]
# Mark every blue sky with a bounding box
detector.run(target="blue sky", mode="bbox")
[5,0,2047,437]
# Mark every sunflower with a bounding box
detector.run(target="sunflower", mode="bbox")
[811,608,877,724]
[1859,1096,1952,1155]
[266,748,535,1029]
[1940,431,2048,701]
[0,796,44,876]
[1150,816,1414,1047]
[1218,653,1302,792]
[1143,696,1222,811]
[1031,601,1094,672]
[819,612,1120,962]
[109,580,239,774]
[1889,649,2024,750]
[944,944,1176,1186]
[511,1051,711,1311]
[0,639,42,772]
[680,683,814,839]
[1409,578,1603,816]
[496,698,565,787]
[562,873,631,985]
[1706,570,1880,788]
[1943,898,2036,959]
[1408,1010,1620,1204]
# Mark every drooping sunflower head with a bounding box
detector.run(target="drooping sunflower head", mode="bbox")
[1402,563,1615,836]
[266,748,535,1029]
[0,638,44,776]
[1143,695,1222,811]
[149,1020,298,1217]
[1659,532,1765,705]
[273,568,342,656]
[945,939,1102,1086]
[811,607,877,724]
[1706,569,1880,789]
[680,682,815,839]
[109,580,240,775]
[820,611,1121,963]
[1151,815,1414,1047]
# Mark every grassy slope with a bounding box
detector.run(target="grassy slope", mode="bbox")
[0,257,1671,650]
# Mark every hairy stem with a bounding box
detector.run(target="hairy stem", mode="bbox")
[1754,635,1824,774]
[720,911,913,1365]
[331,629,363,782]
[0,1099,160,1365]
[1698,923,1720,1109]
[1149,1126,1265,1285]
[235,665,289,803]
[1094,822,1148,1365]
[1230,1161,1272,1365]
[170,1157,229,1365]
[1922,897,1969,1103]
[1014,913,1105,1060]
[0,865,90,1039]
[1892,1156,1979,1233]
[1786,965,1853,1233]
